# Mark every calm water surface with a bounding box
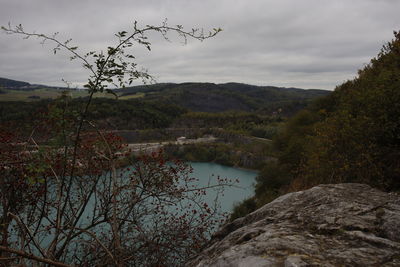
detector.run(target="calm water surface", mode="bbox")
[12,162,257,251]
[188,162,257,212]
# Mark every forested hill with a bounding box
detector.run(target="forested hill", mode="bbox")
[0,77,67,91]
[117,82,328,113]
[0,78,329,115]
[231,31,400,220]
[0,77,30,88]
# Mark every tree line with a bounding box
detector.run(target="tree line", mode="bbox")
[232,31,400,220]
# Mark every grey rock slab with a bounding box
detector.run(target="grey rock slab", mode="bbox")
[187,183,400,267]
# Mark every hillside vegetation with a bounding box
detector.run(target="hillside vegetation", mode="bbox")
[0,81,329,142]
[0,77,30,88]
[231,31,400,219]
[117,82,328,115]
[0,79,328,115]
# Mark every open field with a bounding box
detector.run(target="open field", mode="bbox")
[118,92,145,100]
[0,88,123,101]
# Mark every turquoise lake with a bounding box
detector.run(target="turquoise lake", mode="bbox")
[187,162,258,212]
[10,162,258,251]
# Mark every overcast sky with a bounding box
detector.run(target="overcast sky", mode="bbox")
[1,0,399,90]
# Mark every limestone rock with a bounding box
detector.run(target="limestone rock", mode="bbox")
[187,183,400,266]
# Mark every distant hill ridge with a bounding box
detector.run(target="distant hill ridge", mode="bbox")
[0,77,70,91]
[116,81,325,95]
[0,77,326,93]
[116,81,329,113]
[0,77,31,88]
[0,77,330,114]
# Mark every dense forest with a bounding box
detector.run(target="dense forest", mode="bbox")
[231,31,400,219]
[0,81,328,135]
[116,82,328,114]
[0,78,328,115]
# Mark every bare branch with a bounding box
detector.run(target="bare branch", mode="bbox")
[0,245,72,267]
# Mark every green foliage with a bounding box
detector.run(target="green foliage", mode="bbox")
[165,139,273,170]
[231,31,400,220]
[255,163,291,196]
[128,82,329,114]
[0,98,186,130]
[166,143,230,164]
[299,31,400,190]
[250,125,278,139]
[86,98,186,129]
[174,111,281,137]
[230,197,257,221]
[270,32,400,192]
[229,162,291,221]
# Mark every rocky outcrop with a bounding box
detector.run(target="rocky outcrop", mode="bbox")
[187,184,400,266]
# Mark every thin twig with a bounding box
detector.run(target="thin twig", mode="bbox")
[7,212,47,259]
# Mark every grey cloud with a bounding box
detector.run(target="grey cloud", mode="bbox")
[1,0,400,90]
